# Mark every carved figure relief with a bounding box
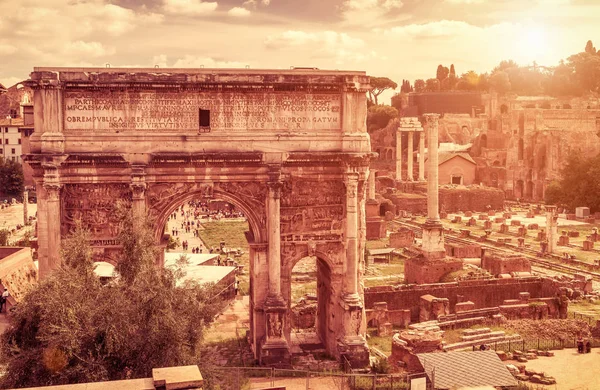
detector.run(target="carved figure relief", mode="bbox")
[281,179,345,235]
[61,184,132,237]
[267,312,283,338]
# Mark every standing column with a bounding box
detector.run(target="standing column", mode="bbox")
[546,205,558,254]
[395,130,402,181]
[407,131,414,181]
[44,182,62,275]
[130,165,147,220]
[23,189,28,225]
[368,169,376,200]
[419,131,425,181]
[424,114,440,222]
[421,114,445,256]
[266,180,282,298]
[344,171,360,300]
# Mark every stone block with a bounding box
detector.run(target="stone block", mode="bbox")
[483,220,492,230]
[499,224,509,233]
[384,211,395,221]
[503,213,512,219]
[518,227,527,237]
[510,220,521,226]
[465,211,473,217]
[378,322,393,337]
[365,200,380,217]
[568,231,580,238]
[478,214,489,220]
[152,365,204,390]
[583,240,595,251]
[527,223,539,230]
[558,235,569,246]
[566,214,577,220]
[488,211,496,216]
[494,217,505,223]
[467,217,477,226]
[452,216,462,223]
[526,212,534,218]
[455,301,475,312]
[440,211,448,219]
[537,231,546,241]
[366,218,386,240]
[390,228,415,248]
[459,229,471,238]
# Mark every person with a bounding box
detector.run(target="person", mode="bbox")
[586,339,592,353]
[234,280,239,296]
[1,289,8,312]
[577,336,584,353]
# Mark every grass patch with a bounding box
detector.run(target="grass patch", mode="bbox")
[367,329,392,355]
[568,300,600,321]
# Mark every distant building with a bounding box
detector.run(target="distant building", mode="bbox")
[408,91,485,116]
[437,152,476,185]
[0,82,6,95]
[0,117,24,163]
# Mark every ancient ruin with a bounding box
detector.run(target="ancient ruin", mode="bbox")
[23,67,374,367]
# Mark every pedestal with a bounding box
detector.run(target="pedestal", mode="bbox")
[260,295,290,367]
[338,296,370,369]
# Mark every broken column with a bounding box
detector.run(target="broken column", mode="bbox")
[546,205,558,254]
[407,131,414,181]
[419,131,425,181]
[396,128,402,181]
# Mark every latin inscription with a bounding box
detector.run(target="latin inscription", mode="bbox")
[64,91,341,132]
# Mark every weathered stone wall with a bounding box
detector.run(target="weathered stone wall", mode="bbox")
[365,277,551,323]
[439,186,505,212]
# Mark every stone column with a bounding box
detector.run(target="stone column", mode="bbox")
[43,182,61,277]
[407,131,414,181]
[344,171,360,300]
[130,165,147,220]
[396,130,402,181]
[546,205,558,254]
[419,131,425,181]
[421,114,445,256]
[260,177,289,365]
[425,114,440,222]
[368,169,376,200]
[23,189,28,225]
[266,180,283,298]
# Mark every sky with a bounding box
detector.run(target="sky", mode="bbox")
[1,0,599,104]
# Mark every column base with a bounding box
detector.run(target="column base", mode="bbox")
[422,219,445,254]
[338,335,370,370]
[260,294,290,367]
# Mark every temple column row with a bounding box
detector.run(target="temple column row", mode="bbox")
[395,129,426,182]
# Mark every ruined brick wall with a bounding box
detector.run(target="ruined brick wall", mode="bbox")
[439,186,505,212]
[365,277,551,323]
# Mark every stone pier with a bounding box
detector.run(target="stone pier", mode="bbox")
[546,205,558,254]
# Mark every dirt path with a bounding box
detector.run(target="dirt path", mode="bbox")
[510,348,600,389]
[0,202,36,244]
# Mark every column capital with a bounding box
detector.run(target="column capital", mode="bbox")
[423,113,440,126]
[130,182,147,199]
[266,181,283,199]
[43,183,61,201]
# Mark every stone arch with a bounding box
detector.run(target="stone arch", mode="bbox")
[150,186,266,245]
[386,148,393,161]
[282,246,341,355]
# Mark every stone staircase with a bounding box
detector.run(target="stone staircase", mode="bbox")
[443,328,522,351]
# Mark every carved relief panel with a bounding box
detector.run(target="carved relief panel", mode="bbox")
[61,184,132,238]
[280,179,345,237]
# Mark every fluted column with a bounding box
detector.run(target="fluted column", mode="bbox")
[130,165,147,220]
[419,131,425,181]
[424,114,440,222]
[407,131,414,181]
[396,130,402,181]
[344,171,360,300]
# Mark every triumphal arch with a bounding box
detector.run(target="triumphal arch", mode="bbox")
[24,67,372,366]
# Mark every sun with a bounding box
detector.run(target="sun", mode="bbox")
[516,25,552,64]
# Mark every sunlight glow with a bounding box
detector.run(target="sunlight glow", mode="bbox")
[515,25,554,64]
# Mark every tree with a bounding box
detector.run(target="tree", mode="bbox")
[414,79,425,93]
[456,71,479,90]
[585,40,597,55]
[0,159,24,197]
[391,93,408,112]
[400,79,412,93]
[367,105,398,132]
[436,65,449,82]
[0,204,223,388]
[368,77,398,105]
[450,64,456,77]
[425,78,440,92]
[568,51,600,93]
[545,153,600,212]
[489,71,512,94]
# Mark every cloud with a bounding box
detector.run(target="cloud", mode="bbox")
[445,0,484,4]
[264,30,375,65]
[381,20,476,39]
[340,0,406,27]
[163,0,218,15]
[228,7,251,17]
[0,43,17,56]
[242,0,271,8]
[64,41,116,58]
[152,54,248,68]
